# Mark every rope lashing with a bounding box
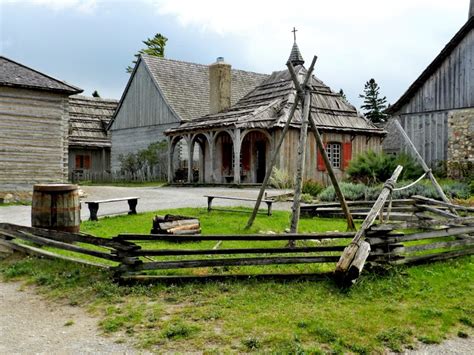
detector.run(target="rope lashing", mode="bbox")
[393,171,428,191]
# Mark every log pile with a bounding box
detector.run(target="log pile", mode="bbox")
[150,215,201,236]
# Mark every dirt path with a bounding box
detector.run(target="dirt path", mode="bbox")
[0,281,139,354]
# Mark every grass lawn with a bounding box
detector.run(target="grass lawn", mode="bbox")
[0,208,473,353]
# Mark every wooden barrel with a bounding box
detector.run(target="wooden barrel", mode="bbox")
[31,184,80,233]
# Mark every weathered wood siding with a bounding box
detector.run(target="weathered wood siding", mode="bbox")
[384,27,473,165]
[110,61,180,170]
[68,148,110,174]
[0,87,69,190]
[278,129,383,185]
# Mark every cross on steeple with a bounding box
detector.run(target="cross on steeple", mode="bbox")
[292,27,298,42]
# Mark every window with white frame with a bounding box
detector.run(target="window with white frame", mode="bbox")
[326,143,341,168]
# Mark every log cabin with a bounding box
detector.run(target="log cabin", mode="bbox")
[0,56,82,191]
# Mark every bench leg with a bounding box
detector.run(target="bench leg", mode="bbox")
[88,203,99,221]
[128,199,138,215]
[207,197,214,212]
[265,202,273,216]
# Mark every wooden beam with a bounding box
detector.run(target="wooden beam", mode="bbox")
[393,119,457,215]
[412,195,474,212]
[245,56,317,229]
[335,165,403,282]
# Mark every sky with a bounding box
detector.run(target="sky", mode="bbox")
[0,0,471,107]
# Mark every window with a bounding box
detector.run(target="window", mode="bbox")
[326,143,341,168]
[75,155,91,170]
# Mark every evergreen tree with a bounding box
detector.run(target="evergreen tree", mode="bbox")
[359,78,387,123]
[126,33,168,73]
[92,90,100,98]
[338,89,348,102]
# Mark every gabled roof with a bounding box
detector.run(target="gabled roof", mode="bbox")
[0,56,82,95]
[387,17,474,114]
[167,65,384,136]
[110,55,268,128]
[69,95,118,148]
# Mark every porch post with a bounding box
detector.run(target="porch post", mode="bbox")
[233,128,241,184]
[167,136,173,183]
[186,134,193,183]
[209,132,216,183]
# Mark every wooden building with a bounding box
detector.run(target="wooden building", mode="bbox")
[68,95,118,180]
[108,55,268,172]
[165,43,385,185]
[0,56,82,190]
[384,5,473,175]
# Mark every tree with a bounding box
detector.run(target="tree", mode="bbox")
[359,78,387,123]
[92,90,100,98]
[338,89,348,102]
[126,33,168,73]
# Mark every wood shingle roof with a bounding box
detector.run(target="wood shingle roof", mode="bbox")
[0,56,82,94]
[69,95,118,148]
[167,65,385,135]
[139,54,268,121]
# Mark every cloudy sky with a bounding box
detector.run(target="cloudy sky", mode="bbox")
[1,0,471,107]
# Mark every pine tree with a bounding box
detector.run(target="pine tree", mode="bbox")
[92,90,100,98]
[359,78,387,123]
[338,89,348,102]
[126,33,168,73]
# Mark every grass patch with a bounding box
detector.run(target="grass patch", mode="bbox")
[1,209,473,352]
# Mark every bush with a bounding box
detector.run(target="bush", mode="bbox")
[302,180,324,197]
[318,182,366,202]
[269,168,294,189]
[300,193,313,204]
[347,151,423,185]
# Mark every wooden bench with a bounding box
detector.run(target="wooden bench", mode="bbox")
[84,197,139,221]
[205,195,273,216]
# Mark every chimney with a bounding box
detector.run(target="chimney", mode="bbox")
[209,57,231,114]
[470,0,474,19]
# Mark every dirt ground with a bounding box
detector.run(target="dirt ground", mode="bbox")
[0,281,141,354]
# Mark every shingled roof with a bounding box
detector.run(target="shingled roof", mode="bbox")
[69,95,118,148]
[0,56,82,95]
[111,54,268,126]
[167,64,384,136]
[387,16,474,114]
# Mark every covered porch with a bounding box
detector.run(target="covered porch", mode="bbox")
[167,128,273,184]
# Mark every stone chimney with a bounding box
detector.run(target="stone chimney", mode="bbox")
[470,0,474,19]
[209,57,231,114]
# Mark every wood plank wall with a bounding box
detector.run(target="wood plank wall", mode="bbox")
[0,87,69,190]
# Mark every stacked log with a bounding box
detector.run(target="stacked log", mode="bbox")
[151,215,201,236]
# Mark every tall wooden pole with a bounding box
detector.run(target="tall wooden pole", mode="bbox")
[289,90,311,236]
[287,62,355,231]
[393,119,457,215]
[245,56,317,230]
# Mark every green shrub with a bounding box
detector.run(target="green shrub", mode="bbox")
[318,182,366,201]
[300,193,313,204]
[347,151,423,185]
[269,168,294,189]
[302,180,324,197]
[442,182,470,200]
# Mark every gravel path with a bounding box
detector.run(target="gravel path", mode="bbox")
[0,185,291,226]
[0,281,139,354]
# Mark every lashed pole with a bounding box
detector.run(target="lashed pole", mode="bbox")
[287,63,355,231]
[245,56,317,230]
[393,119,458,215]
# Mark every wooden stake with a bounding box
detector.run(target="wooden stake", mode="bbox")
[335,165,404,283]
[245,56,318,230]
[393,119,457,215]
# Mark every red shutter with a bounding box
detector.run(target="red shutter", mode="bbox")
[84,155,91,170]
[342,142,352,170]
[317,145,326,171]
[75,155,81,169]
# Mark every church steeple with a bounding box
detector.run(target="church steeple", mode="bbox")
[287,27,305,66]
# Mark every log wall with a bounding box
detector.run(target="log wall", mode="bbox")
[0,87,69,190]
